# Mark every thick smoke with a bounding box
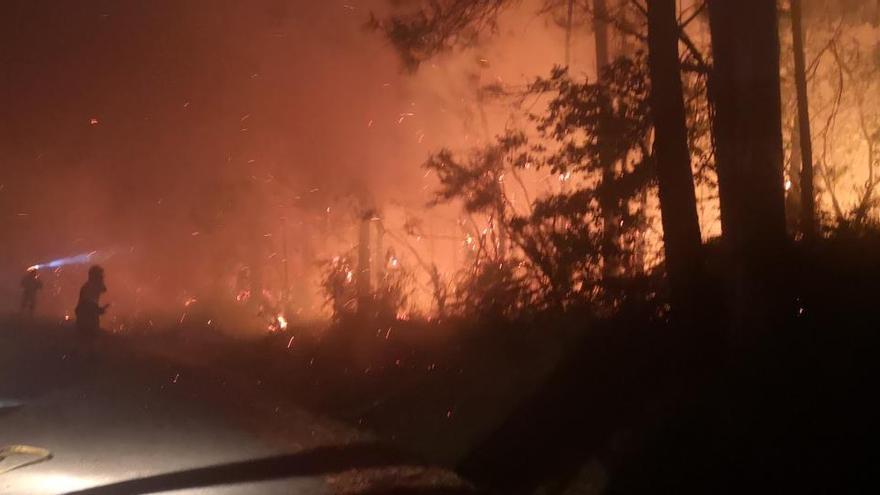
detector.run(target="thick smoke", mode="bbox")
[0,0,584,325]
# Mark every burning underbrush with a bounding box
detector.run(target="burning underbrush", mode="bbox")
[99,305,584,467]
[8,226,880,493]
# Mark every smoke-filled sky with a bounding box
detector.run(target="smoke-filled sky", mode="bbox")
[0,0,586,318]
[7,0,872,323]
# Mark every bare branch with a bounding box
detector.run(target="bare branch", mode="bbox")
[679,1,707,31]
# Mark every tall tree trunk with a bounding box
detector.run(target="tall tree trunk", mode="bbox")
[708,0,789,335]
[248,236,265,313]
[281,218,290,310]
[296,227,316,316]
[593,0,619,277]
[564,0,574,66]
[647,0,705,318]
[786,115,803,234]
[791,0,816,239]
[357,212,372,316]
[373,217,385,289]
[593,0,610,69]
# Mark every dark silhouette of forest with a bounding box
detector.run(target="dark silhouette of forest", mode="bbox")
[335,1,880,493]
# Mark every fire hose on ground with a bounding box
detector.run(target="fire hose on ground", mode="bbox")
[1,400,53,475]
[0,444,53,475]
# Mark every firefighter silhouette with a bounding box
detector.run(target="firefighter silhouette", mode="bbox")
[75,265,108,334]
[20,268,43,317]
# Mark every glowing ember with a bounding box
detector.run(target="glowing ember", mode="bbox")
[276,314,288,330]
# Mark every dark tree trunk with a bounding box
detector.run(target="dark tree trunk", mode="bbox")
[647,0,705,317]
[791,0,816,239]
[593,0,619,277]
[593,0,610,70]
[564,0,574,66]
[357,213,372,316]
[373,217,385,289]
[708,0,789,335]
[785,115,803,234]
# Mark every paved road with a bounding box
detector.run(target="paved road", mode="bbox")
[0,322,355,494]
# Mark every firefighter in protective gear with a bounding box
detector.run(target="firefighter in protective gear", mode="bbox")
[75,265,108,334]
[20,268,43,317]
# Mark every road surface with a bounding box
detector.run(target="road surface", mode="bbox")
[0,321,365,494]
